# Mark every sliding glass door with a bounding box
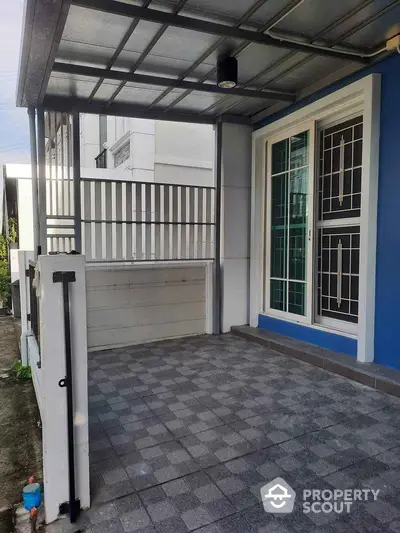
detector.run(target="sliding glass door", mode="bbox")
[266,124,315,322]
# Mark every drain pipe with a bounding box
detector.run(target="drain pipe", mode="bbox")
[266,30,387,60]
[264,0,386,61]
[28,108,40,260]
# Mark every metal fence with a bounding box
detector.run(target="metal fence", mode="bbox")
[45,111,76,253]
[43,110,215,262]
[81,179,215,262]
[28,261,40,353]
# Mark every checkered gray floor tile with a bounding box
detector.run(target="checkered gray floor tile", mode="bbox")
[120,441,200,490]
[81,334,400,532]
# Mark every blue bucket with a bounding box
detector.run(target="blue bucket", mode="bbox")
[23,483,41,510]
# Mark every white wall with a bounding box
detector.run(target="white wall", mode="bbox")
[18,178,34,250]
[219,123,252,332]
[80,114,100,168]
[154,163,213,186]
[86,262,213,350]
[83,116,214,186]
[24,254,90,523]
[155,121,214,165]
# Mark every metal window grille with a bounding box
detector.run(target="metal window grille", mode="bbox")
[316,116,362,325]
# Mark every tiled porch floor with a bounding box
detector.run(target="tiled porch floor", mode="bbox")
[82,334,400,532]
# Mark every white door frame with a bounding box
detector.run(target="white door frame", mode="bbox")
[264,121,316,325]
[250,74,381,363]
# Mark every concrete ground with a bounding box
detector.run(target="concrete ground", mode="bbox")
[0,317,42,533]
[59,334,400,532]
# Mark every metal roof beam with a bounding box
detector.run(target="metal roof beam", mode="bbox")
[208,0,391,118]
[146,0,270,110]
[42,95,252,125]
[17,0,71,107]
[88,0,153,102]
[52,62,295,102]
[73,0,371,63]
[159,0,305,113]
[106,0,189,106]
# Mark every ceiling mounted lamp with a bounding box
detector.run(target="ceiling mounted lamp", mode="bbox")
[217,57,238,89]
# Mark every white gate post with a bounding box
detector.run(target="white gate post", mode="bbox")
[37,254,89,523]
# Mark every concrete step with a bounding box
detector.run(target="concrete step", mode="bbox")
[231,325,400,398]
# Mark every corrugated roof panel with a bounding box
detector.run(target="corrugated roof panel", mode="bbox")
[235,44,294,87]
[222,96,277,115]
[148,26,231,63]
[122,20,164,53]
[340,5,400,48]
[35,0,397,120]
[198,93,246,114]
[151,88,192,108]
[271,0,363,38]
[171,91,227,112]
[263,56,351,93]
[185,0,262,20]
[114,51,214,79]
[245,0,298,25]
[94,81,131,102]
[114,83,167,105]
[57,41,115,68]
[61,5,132,49]
[246,51,309,89]
[47,74,99,98]
[321,0,398,45]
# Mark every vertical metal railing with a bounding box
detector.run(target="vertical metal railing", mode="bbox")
[45,111,76,253]
[28,261,40,361]
[80,179,216,262]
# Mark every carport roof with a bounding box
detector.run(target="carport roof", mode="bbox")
[16,0,399,124]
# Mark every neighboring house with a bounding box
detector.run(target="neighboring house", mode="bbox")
[5,119,214,267]
[81,115,214,186]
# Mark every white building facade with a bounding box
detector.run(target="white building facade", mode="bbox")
[80,115,214,186]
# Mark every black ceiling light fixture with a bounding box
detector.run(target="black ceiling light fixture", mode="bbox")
[217,56,238,89]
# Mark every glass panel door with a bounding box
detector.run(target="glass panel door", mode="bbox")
[267,127,313,320]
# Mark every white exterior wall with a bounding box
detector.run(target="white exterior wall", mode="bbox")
[219,123,252,332]
[86,263,213,351]
[155,121,214,164]
[6,119,214,259]
[23,254,90,523]
[93,116,214,186]
[80,114,100,168]
[18,178,34,250]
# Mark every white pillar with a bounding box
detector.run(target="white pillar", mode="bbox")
[219,123,252,332]
[18,250,34,365]
[38,254,89,523]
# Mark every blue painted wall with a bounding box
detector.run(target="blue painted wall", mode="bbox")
[255,53,400,369]
[258,315,357,356]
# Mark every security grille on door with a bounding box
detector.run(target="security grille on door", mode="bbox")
[316,116,362,327]
[317,226,360,324]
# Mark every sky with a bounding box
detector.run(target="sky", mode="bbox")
[0,1,30,165]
